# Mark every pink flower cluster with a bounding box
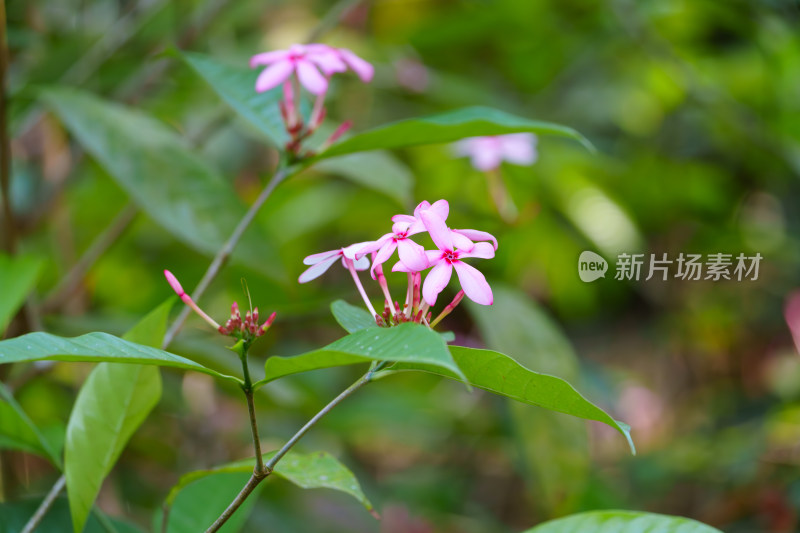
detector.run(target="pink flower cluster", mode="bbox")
[164,270,276,341]
[250,43,373,157]
[299,200,497,327]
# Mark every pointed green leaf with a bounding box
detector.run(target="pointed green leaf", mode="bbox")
[467,285,589,511]
[522,510,723,533]
[254,323,465,389]
[40,87,284,281]
[0,254,43,333]
[179,51,287,146]
[164,450,373,515]
[388,346,635,454]
[0,332,240,384]
[65,300,173,532]
[330,300,376,334]
[0,383,61,466]
[315,106,593,160]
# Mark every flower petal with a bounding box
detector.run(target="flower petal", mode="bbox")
[343,240,382,260]
[308,50,347,75]
[427,199,449,221]
[451,231,474,252]
[459,241,495,259]
[339,48,374,82]
[391,214,416,225]
[255,60,294,93]
[391,260,412,273]
[250,50,290,68]
[303,248,342,266]
[500,133,538,166]
[453,261,493,305]
[453,228,498,250]
[353,255,370,270]
[471,146,503,171]
[370,240,398,275]
[422,261,453,306]
[298,254,340,283]
[296,59,328,95]
[397,239,428,272]
[420,210,453,251]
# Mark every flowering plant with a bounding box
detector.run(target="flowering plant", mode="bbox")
[0,18,724,533]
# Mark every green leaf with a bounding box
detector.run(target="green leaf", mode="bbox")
[254,323,465,389]
[65,300,173,532]
[314,151,413,205]
[159,471,258,533]
[178,51,287,146]
[521,510,723,533]
[0,383,61,466]
[0,332,240,384]
[164,450,374,515]
[315,106,593,160]
[330,300,376,334]
[388,346,635,454]
[467,285,589,512]
[40,87,285,281]
[0,254,43,333]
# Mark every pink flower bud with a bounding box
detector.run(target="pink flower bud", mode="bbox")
[164,270,185,296]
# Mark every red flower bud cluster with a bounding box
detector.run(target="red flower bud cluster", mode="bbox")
[219,302,277,341]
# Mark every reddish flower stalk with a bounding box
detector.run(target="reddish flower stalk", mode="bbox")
[430,290,465,327]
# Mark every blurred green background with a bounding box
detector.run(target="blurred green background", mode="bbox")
[3,0,800,531]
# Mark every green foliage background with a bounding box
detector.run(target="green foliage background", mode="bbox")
[2,0,799,531]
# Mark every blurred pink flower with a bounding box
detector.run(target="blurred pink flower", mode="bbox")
[394,57,430,93]
[453,133,538,171]
[418,210,495,306]
[250,44,372,95]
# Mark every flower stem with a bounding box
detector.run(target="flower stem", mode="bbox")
[430,290,465,328]
[345,259,378,318]
[206,370,374,532]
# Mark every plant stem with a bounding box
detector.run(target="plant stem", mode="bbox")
[41,203,138,313]
[238,344,267,477]
[161,167,289,349]
[206,370,374,532]
[204,472,264,533]
[20,474,65,533]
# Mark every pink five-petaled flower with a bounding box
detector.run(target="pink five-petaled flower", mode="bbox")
[250,44,372,95]
[418,210,495,306]
[386,200,498,274]
[453,133,538,171]
[298,242,371,283]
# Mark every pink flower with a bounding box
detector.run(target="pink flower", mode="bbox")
[368,200,450,275]
[306,44,374,82]
[417,211,495,306]
[298,242,372,283]
[453,133,538,171]
[250,44,372,95]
